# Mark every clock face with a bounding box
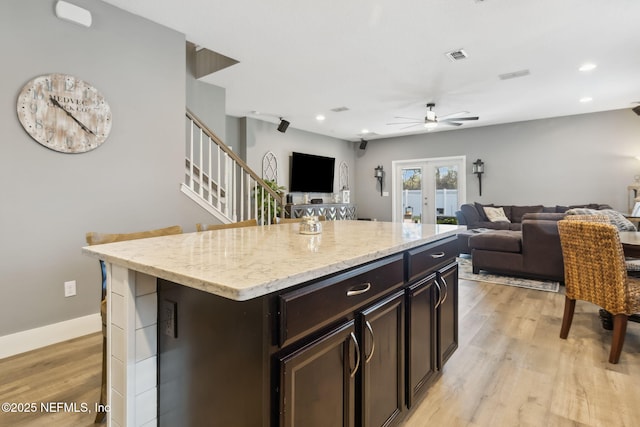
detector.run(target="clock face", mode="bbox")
[16,74,112,153]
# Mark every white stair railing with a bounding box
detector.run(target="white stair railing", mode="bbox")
[181,109,285,225]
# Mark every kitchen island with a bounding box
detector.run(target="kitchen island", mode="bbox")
[83,220,463,427]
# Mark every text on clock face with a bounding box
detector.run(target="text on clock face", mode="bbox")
[16,73,112,153]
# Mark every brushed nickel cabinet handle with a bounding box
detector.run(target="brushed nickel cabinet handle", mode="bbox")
[349,332,361,378]
[434,279,443,309]
[346,282,371,297]
[439,276,449,305]
[430,251,445,258]
[365,320,375,364]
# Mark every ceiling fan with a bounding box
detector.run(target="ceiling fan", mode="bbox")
[387,103,479,130]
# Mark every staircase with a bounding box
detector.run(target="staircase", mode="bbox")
[181,109,285,225]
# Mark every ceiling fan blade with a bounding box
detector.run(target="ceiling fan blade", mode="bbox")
[394,116,423,121]
[440,116,479,122]
[440,121,463,127]
[387,121,422,125]
[398,123,422,130]
[437,111,469,120]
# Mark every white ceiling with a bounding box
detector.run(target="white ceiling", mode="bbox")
[101,0,640,141]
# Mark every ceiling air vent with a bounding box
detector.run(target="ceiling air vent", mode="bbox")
[498,69,530,80]
[330,106,349,113]
[445,49,468,62]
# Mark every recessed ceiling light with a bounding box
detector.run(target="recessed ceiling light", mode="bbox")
[361,128,369,134]
[579,96,593,103]
[579,63,597,72]
[316,114,325,121]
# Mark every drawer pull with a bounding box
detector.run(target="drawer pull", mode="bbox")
[346,282,371,297]
[430,251,446,259]
[365,320,375,364]
[349,332,361,378]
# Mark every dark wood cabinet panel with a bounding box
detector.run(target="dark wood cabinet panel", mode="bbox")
[279,255,404,347]
[278,321,357,427]
[407,236,457,282]
[437,263,458,367]
[359,291,405,427]
[405,273,437,408]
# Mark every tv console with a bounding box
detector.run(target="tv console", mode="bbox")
[286,202,357,220]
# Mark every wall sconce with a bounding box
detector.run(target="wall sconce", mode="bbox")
[277,118,290,133]
[374,165,384,196]
[472,159,485,196]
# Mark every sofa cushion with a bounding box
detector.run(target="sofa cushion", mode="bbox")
[511,205,544,223]
[483,206,511,223]
[522,212,566,222]
[474,202,493,221]
[565,208,637,231]
[469,230,522,253]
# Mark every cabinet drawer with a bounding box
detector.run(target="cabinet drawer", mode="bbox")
[279,254,404,348]
[407,236,457,282]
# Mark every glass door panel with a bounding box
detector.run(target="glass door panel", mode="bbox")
[401,167,422,223]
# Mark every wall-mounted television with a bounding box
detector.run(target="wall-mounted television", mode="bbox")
[289,152,335,193]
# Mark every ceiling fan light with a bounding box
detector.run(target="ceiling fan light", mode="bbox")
[424,122,438,129]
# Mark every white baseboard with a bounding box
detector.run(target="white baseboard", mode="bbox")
[0,313,101,359]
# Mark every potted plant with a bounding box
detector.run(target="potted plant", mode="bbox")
[255,179,286,224]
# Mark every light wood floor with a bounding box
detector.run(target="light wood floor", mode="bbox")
[1,279,638,427]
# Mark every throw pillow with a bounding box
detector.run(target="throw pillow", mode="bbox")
[565,208,637,231]
[475,202,493,221]
[483,206,511,223]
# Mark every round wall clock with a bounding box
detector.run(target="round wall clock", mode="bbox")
[16,73,112,153]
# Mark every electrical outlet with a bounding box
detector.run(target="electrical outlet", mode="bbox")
[64,280,76,297]
[162,300,177,338]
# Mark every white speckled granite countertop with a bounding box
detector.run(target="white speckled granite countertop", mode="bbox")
[83,221,463,301]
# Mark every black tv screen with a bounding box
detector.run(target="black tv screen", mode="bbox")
[289,152,335,193]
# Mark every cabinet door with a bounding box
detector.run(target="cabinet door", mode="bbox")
[405,273,437,408]
[359,291,405,427]
[278,320,357,427]
[437,263,458,368]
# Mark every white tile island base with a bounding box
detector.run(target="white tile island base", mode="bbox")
[107,265,159,427]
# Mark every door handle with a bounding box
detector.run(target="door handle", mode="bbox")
[434,279,442,309]
[349,332,361,378]
[365,321,375,364]
[439,276,449,305]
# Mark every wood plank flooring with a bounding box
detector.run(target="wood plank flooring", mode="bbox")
[0,279,638,426]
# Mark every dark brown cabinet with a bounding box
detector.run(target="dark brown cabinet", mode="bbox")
[405,240,458,409]
[158,236,458,427]
[405,273,437,408]
[278,321,357,427]
[358,291,405,427]
[437,263,458,367]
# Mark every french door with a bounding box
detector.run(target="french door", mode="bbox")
[392,157,466,224]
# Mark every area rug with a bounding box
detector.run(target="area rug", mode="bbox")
[457,257,560,293]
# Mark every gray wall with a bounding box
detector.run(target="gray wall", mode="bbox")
[355,109,640,221]
[241,117,356,204]
[186,43,227,142]
[0,0,208,336]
